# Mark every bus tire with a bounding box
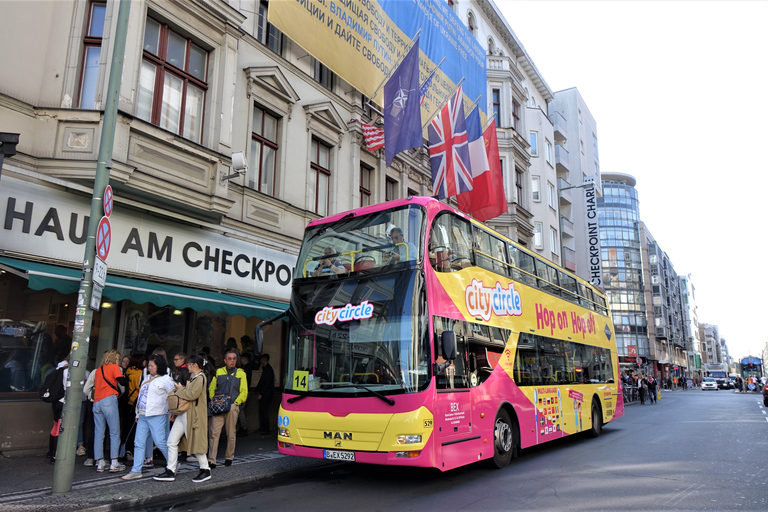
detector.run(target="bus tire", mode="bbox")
[491,408,515,469]
[589,401,602,438]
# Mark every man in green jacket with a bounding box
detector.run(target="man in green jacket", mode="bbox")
[207,349,248,467]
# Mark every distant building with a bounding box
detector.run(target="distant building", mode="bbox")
[699,324,723,364]
[680,274,703,380]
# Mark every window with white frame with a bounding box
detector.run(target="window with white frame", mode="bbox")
[512,100,520,131]
[467,11,477,37]
[550,228,559,255]
[529,131,538,156]
[78,2,106,109]
[313,59,334,90]
[533,222,543,249]
[545,140,553,166]
[137,17,208,143]
[249,105,278,195]
[492,89,501,127]
[531,176,540,202]
[256,0,282,55]
[547,182,556,209]
[515,169,523,204]
[386,177,398,201]
[309,138,331,216]
[360,163,373,207]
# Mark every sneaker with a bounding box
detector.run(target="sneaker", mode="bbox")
[224,459,232,467]
[76,446,86,456]
[84,458,95,467]
[109,461,126,473]
[142,458,154,469]
[209,462,216,470]
[96,460,107,473]
[121,471,143,480]
[153,469,176,482]
[192,469,211,483]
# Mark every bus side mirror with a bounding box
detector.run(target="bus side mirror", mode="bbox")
[254,328,264,355]
[441,331,456,361]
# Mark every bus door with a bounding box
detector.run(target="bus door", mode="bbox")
[435,334,475,469]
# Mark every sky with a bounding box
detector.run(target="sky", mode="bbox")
[494,0,768,360]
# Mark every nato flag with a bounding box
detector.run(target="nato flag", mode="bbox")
[384,40,422,168]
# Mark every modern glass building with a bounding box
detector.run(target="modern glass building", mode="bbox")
[597,173,648,367]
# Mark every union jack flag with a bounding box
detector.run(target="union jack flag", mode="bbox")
[428,86,473,199]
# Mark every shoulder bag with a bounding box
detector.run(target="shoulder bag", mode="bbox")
[209,370,235,415]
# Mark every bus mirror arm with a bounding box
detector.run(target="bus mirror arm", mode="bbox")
[255,311,288,354]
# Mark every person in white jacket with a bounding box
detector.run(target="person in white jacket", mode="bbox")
[121,354,175,480]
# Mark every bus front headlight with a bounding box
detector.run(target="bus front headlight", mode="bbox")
[396,434,422,445]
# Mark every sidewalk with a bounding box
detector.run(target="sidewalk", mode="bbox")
[0,431,331,511]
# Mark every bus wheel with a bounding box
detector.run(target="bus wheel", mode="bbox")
[492,409,515,468]
[589,402,602,438]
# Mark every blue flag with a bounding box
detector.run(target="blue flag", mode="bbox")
[384,41,422,168]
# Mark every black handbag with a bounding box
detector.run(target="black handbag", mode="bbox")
[209,371,235,415]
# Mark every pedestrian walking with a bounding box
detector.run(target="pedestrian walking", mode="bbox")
[93,349,127,473]
[155,355,211,483]
[639,376,647,405]
[122,354,175,480]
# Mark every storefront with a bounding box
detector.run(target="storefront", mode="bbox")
[0,175,294,453]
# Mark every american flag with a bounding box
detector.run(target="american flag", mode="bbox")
[428,85,473,199]
[359,120,384,151]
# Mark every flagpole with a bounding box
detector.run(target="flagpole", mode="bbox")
[420,57,446,90]
[422,77,465,131]
[366,28,422,105]
[466,95,482,115]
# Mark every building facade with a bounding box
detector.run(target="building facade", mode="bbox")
[0,0,573,454]
[680,273,703,380]
[549,88,602,283]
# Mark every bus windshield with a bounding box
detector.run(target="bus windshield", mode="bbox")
[296,204,424,278]
[285,269,430,397]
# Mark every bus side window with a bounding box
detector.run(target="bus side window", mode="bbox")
[429,213,472,273]
[510,246,537,287]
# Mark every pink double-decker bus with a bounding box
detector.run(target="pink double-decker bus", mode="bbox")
[268,197,623,470]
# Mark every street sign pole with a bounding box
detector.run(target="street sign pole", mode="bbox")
[52,0,131,494]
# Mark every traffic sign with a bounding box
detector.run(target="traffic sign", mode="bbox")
[90,282,103,311]
[96,216,112,260]
[636,357,642,364]
[103,185,114,217]
[93,256,108,288]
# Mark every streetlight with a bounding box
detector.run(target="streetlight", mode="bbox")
[557,180,594,267]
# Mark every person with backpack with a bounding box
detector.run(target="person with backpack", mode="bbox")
[93,349,127,473]
[42,350,69,463]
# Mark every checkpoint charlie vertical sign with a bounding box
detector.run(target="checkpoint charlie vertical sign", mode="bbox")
[0,176,296,300]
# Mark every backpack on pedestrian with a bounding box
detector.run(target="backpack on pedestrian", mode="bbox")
[40,367,65,403]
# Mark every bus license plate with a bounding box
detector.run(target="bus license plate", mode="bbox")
[323,450,355,461]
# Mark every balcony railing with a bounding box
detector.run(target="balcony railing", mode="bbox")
[555,144,570,173]
[550,111,567,143]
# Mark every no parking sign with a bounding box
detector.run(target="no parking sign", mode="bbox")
[96,216,111,260]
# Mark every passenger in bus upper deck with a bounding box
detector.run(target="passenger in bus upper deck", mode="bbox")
[312,246,347,277]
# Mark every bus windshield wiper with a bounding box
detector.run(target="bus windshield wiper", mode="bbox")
[286,393,309,404]
[323,383,395,405]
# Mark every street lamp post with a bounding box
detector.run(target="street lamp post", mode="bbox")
[557,181,594,268]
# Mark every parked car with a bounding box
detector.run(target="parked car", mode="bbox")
[763,382,768,406]
[702,377,718,391]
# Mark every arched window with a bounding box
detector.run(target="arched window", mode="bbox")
[487,37,495,55]
[467,11,477,37]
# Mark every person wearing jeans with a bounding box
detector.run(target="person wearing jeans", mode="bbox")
[92,349,127,473]
[122,354,175,480]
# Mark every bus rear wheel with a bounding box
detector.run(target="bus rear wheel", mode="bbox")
[589,402,602,438]
[492,408,516,468]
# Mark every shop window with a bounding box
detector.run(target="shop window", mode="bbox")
[136,16,208,143]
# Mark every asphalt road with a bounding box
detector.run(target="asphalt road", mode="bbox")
[153,390,768,512]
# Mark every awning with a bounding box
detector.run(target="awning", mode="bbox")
[0,256,287,319]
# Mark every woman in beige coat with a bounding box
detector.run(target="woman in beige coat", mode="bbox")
[154,354,211,483]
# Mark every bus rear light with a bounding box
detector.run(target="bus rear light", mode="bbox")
[395,451,421,458]
[396,434,422,444]
[279,427,290,437]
